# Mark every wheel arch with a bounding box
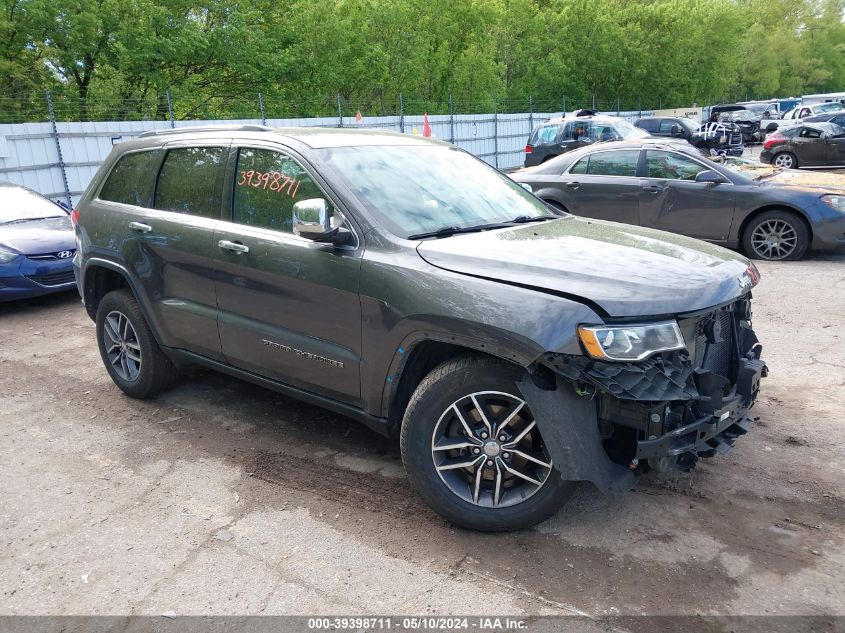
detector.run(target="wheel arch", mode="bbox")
[382,335,537,435]
[737,205,813,251]
[82,259,164,344]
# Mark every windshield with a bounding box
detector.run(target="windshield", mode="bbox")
[724,109,756,121]
[613,119,650,139]
[0,187,66,224]
[817,102,845,113]
[678,117,701,131]
[743,103,772,115]
[318,145,554,239]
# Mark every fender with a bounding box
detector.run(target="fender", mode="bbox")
[80,256,168,346]
[376,327,546,419]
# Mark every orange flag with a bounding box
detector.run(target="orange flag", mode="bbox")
[422,112,432,137]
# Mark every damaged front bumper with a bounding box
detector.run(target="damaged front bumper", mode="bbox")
[522,295,767,494]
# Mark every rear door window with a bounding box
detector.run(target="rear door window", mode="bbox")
[645,150,708,180]
[583,150,639,176]
[154,147,225,218]
[232,148,325,233]
[99,149,162,207]
[658,119,677,134]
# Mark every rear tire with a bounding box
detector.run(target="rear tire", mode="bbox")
[95,289,179,398]
[400,356,575,531]
[771,152,797,169]
[742,210,809,261]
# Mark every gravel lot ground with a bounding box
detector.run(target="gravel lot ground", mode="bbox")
[1,252,843,625]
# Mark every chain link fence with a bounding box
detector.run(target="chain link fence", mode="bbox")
[0,91,695,207]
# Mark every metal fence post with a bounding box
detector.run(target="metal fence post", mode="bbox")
[258,93,266,126]
[617,95,620,116]
[449,94,455,144]
[528,95,534,132]
[45,90,72,210]
[166,90,175,128]
[561,96,566,114]
[337,94,343,128]
[493,97,499,170]
[592,94,596,110]
[638,96,642,118]
[399,93,405,134]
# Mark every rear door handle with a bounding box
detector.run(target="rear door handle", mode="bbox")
[218,240,249,255]
[128,221,152,233]
[641,185,664,193]
[565,181,581,190]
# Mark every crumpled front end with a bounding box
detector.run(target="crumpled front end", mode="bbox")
[525,293,767,493]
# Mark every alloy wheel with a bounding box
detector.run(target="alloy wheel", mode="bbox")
[103,310,142,381]
[773,153,794,168]
[431,391,553,508]
[750,219,798,260]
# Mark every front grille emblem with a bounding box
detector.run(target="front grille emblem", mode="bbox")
[56,250,74,259]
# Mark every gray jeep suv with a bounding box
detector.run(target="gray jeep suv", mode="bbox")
[72,125,767,531]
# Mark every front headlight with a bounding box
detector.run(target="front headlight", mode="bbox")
[578,321,686,361]
[820,194,845,213]
[0,245,21,264]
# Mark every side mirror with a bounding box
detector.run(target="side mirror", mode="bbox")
[670,124,680,135]
[695,169,727,185]
[292,198,337,242]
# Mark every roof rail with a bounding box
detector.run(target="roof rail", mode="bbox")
[137,124,274,138]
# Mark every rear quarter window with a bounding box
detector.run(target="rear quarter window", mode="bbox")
[636,119,658,133]
[531,125,561,145]
[98,150,162,207]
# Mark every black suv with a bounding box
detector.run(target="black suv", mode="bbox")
[73,125,767,531]
[634,116,699,141]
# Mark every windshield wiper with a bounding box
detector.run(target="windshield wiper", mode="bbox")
[408,222,513,240]
[510,215,559,224]
[408,216,560,240]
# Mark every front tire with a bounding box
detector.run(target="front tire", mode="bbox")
[95,289,179,398]
[771,151,797,169]
[400,356,575,531]
[742,210,809,261]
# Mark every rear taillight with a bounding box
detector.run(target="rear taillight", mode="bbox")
[71,208,79,227]
[525,144,533,154]
[763,134,782,150]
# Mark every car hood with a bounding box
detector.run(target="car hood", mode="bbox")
[760,169,845,192]
[0,216,75,255]
[416,217,753,318]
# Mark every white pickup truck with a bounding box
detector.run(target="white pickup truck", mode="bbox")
[760,102,845,133]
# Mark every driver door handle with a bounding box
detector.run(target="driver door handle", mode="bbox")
[128,221,152,233]
[218,240,249,255]
[641,185,664,193]
[565,181,581,190]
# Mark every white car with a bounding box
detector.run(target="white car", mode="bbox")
[761,102,845,133]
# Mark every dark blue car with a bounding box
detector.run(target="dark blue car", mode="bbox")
[0,182,77,301]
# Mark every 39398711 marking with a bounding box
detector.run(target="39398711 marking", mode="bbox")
[237,170,301,197]
[307,617,395,630]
